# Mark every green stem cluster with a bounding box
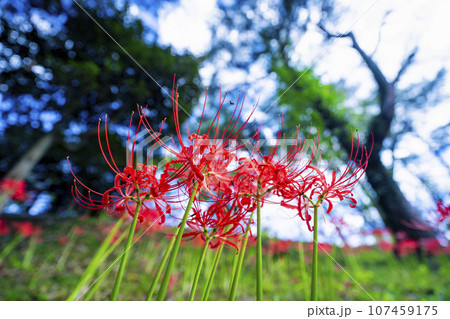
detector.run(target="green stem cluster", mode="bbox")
[157,182,199,301]
[67,216,125,300]
[229,211,254,301]
[201,242,224,301]
[256,188,263,301]
[111,201,143,300]
[83,230,128,300]
[0,234,23,264]
[189,237,211,300]
[145,228,179,300]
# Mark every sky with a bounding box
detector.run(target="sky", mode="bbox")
[125,0,450,243]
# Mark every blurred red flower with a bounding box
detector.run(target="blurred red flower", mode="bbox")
[14,221,42,238]
[396,239,419,257]
[420,238,443,256]
[59,236,69,245]
[0,178,27,201]
[266,239,294,255]
[0,218,10,236]
[73,226,84,235]
[307,242,333,254]
[379,240,393,252]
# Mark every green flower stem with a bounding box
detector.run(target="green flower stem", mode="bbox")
[83,231,128,301]
[327,247,335,300]
[256,190,263,301]
[229,210,254,301]
[67,216,124,301]
[56,227,78,272]
[201,242,224,301]
[83,260,115,300]
[228,248,239,295]
[29,253,53,289]
[22,234,38,269]
[157,181,199,301]
[298,241,309,298]
[111,201,143,300]
[310,205,319,301]
[189,237,210,301]
[145,227,180,301]
[0,234,23,264]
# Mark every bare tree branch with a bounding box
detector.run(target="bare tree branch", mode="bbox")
[369,10,392,57]
[318,23,389,92]
[393,47,418,84]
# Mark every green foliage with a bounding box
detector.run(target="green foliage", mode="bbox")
[0,218,448,301]
[0,0,203,213]
[273,64,350,160]
[275,65,345,130]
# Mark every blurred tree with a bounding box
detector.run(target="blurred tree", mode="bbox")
[316,23,439,239]
[0,0,202,215]
[206,0,447,240]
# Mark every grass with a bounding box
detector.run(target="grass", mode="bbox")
[0,217,448,301]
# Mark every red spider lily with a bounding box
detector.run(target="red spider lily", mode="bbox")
[14,221,42,238]
[255,116,318,199]
[432,200,449,224]
[231,159,260,212]
[232,117,320,232]
[280,194,315,231]
[68,111,180,223]
[140,75,259,197]
[182,199,248,252]
[134,207,166,229]
[282,130,373,231]
[0,218,9,236]
[232,117,318,215]
[307,131,372,213]
[0,178,27,201]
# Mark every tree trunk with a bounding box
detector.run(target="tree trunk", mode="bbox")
[0,132,55,213]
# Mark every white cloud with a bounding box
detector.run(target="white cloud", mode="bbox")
[157,0,218,55]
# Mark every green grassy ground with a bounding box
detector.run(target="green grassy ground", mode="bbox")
[0,217,448,301]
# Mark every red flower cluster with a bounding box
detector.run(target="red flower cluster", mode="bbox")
[0,178,27,201]
[68,111,180,226]
[69,77,372,254]
[14,221,42,238]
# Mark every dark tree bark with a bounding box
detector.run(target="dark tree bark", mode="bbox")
[317,25,435,239]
